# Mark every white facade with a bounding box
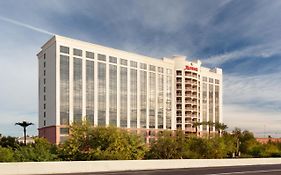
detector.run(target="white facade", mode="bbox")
[37,35,222,144]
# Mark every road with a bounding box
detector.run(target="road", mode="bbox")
[53,164,281,175]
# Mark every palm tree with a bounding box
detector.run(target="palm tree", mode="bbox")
[193,121,201,136]
[15,121,34,145]
[207,121,215,139]
[215,122,228,136]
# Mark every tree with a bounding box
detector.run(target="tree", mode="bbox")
[146,130,186,159]
[0,146,15,162]
[0,135,19,149]
[15,121,34,145]
[215,122,228,136]
[15,138,58,162]
[201,121,215,138]
[192,122,201,136]
[58,123,148,160]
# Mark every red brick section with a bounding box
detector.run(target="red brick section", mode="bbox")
[38,126,59,144]
[256,138,281,144]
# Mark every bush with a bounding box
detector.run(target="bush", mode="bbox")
[0,146,15,162]
[15,138,58,162]
[58,123,148,160]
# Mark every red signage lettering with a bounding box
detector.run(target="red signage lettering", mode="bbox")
[184,66,198,71]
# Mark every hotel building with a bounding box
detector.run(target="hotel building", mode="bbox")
[38,35,222,144]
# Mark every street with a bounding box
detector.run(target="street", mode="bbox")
[53,164,281,175]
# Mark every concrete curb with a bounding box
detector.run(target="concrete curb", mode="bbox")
[0,158,281,175]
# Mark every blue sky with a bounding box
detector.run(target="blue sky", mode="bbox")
[0,0,281,137]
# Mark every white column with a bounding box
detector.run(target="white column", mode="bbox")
[94,59,98,126]
[155,72,158,129]
[146,71,149,129]
[117,62,120,127]
[163,71,167,129]
[56,45,60,126]
[127,68,131,128]
[171,70,176,130]
[182,71,185,130]
[69,50,74,124]
[82,57,86,121]
[106,60,109,126]
[137,68,140,128]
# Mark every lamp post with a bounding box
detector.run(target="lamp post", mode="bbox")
[15,121,34,145]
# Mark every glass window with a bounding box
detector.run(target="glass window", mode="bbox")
[98,63,106,126]
[86,51,94,59]
[120,67,127,127]
[98,54,106,61]
[209,84,214,131]
[73,48,82,57]
[60,128,69,135]
[86,61,95,124]
[158,74,164,128]
[167,69,172,75]
[158,67,164,73]
[149,72,156,128]
[130,69,137,128]
[109,65,117,126]
[140,70,147,128]
[44,53,46,59]
[203,76,207,82]
[120,59,128,66]
[215,79,220,84]
[215,85,220,123]
[166,76,172,129]
[60,46,69,54]
[140,63,147,70]
[149,65,156,71]
[176,70,182,75]
[60,55,69,125]
[109,56,117,63]
[209,78,214,83]
[130,61,137,68]
[73,58,82,123]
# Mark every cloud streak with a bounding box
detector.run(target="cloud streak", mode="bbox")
[203,42,281,66]
[0,15,54,35]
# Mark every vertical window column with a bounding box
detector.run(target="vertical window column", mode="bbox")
[109,65,117,126]
[120,67,128,127]
[98,63,106,126]
[130,69,137,128]
[140,70,147,128]
[73,58,82,122]
[60,55,70,125]
[149,72,156,128]
[86,61,95,124]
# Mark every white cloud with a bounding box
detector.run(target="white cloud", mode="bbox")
[223,72,281,137]
[0,16,54,35]
[203,42,281,65]
[224,72,281,105]
[224,104,281,137]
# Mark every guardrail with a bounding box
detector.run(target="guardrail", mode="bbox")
[0,158,281,175]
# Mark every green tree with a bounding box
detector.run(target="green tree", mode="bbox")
[0,146,15,162]
[15,138,58,162]
[0,135,19,149]
[193,122,201,136]
[215,122,228,136]
[146,130,186,159]
[58,123,147,160]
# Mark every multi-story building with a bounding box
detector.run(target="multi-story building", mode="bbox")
[37,35,222,144]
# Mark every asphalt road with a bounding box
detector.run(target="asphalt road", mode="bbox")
[53,164,281,175]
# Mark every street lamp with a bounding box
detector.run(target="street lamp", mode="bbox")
[15,121,34,145]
